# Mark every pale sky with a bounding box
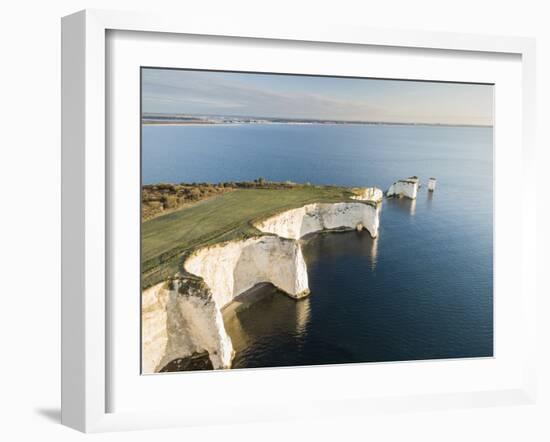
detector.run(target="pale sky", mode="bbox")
[142,68,494,125]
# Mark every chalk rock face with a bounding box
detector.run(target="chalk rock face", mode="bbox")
[142,282,172,373]
[184,236,310,308]
[141,278,234,373]
[254,202,380,239]
[387,177,419,199]
[351,187,384,203]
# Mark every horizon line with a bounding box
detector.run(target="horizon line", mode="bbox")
[141,112,493,128]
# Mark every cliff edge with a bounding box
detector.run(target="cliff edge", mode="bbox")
[142,200,381,373]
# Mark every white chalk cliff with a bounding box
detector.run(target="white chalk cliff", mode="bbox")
[350,187,384,204]
[142,201,380,373]
[254,202,380,239]
[142,278,234,373]
[387,177,419,199]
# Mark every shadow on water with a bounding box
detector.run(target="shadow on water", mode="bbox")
[223,283,312,359]
[300,229,377,263]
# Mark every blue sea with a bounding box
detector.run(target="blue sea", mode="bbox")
[142,123,493,367]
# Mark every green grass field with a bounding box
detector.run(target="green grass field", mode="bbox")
[141,186,358,288]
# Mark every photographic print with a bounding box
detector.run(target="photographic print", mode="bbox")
[140,68,493,374]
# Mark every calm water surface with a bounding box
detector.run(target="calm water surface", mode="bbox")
[142,124,493,367]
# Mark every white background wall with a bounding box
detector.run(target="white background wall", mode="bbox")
[0,0,548,440]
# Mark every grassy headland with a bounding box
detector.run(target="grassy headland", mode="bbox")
[142,183,362,289]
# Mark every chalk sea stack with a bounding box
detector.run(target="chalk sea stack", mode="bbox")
[387,176,419,200]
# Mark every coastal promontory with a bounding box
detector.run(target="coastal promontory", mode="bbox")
[141,182,382,373]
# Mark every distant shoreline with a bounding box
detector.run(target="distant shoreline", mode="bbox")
[142,120,493,128]
[142,121,245,127]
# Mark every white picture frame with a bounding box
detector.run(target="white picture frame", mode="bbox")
[61,9,537,433]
